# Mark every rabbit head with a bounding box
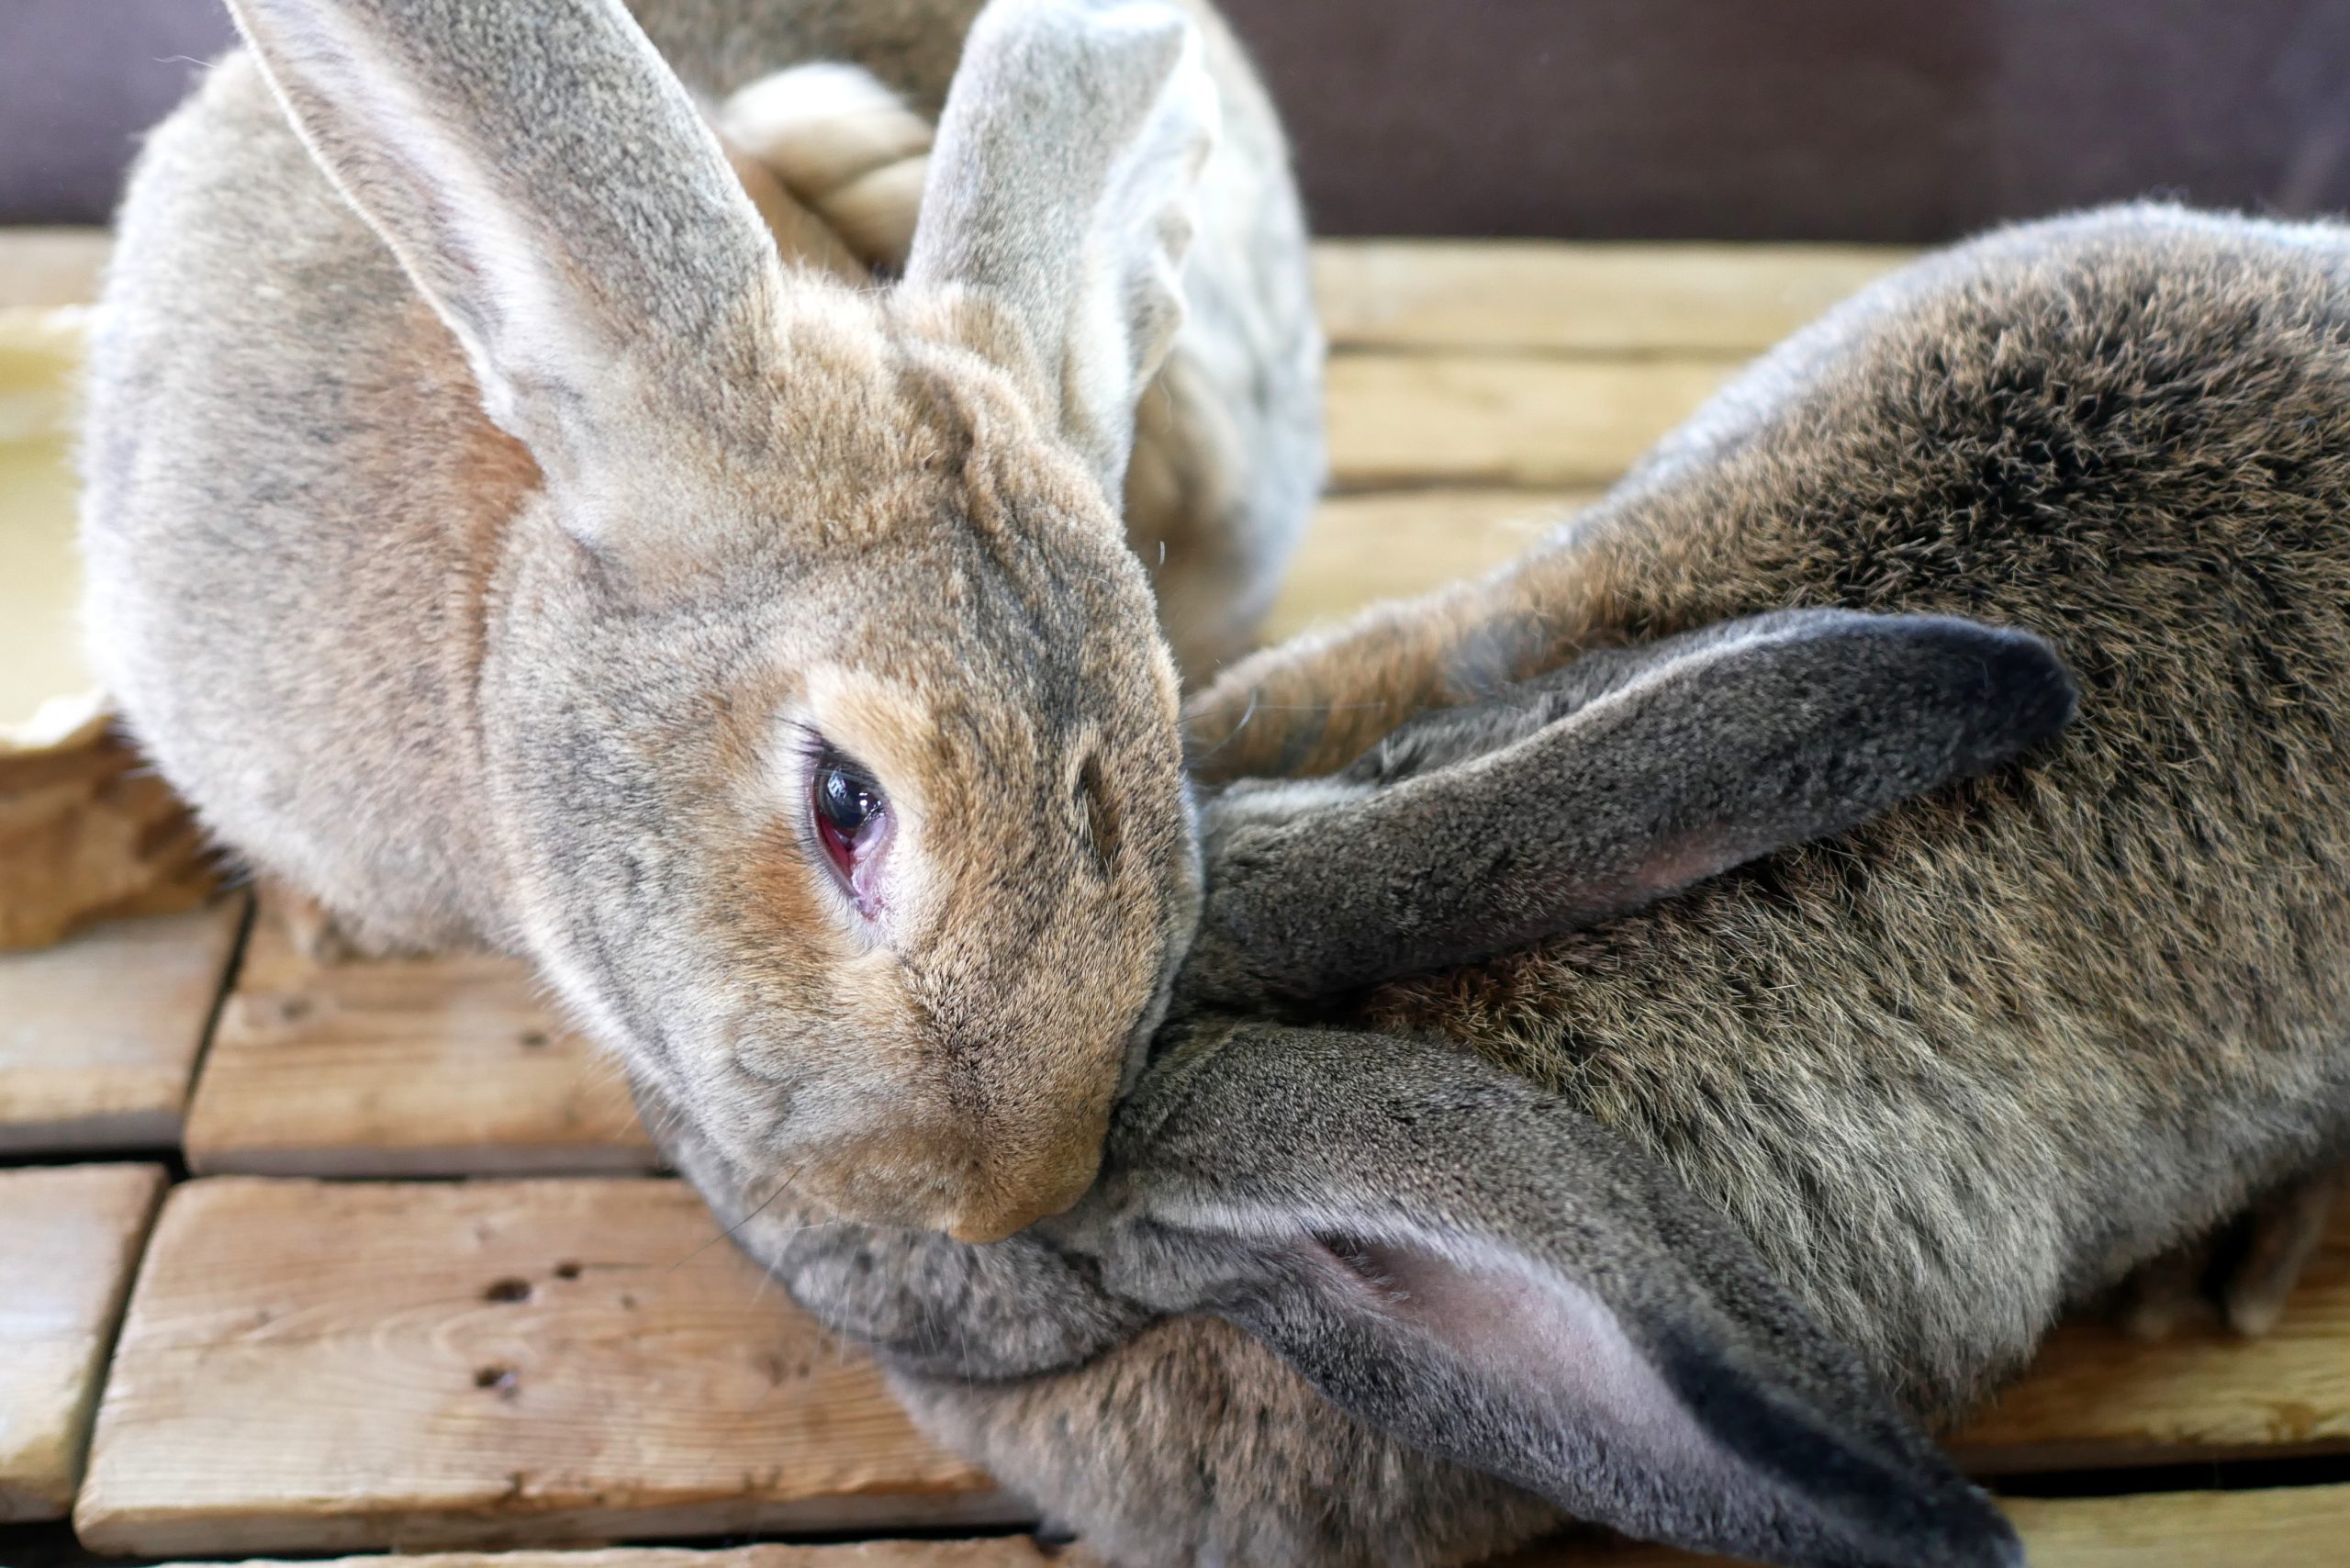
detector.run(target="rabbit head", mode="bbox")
[226,0,1221,1240]
[1075,610,2072,1566]
[701,608,2073,1566]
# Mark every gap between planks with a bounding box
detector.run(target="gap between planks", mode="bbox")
[0,1161,168,1522]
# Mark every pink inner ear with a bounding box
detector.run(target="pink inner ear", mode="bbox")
[1632,830,1740,902]
[1328,1234,1748,1498]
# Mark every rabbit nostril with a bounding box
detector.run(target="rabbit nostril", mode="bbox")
[483,1277,532,1304]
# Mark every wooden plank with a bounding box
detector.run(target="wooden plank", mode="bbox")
[1503,1484,2350,1566]
[1264,487,1594,642]
[151,1543,1060,1568]
[0,233,1903,351]
[1315,240,1907,356]
[0,899,245,1152]
[0,229,110,310]
[1325,353,1733,491]
[0,1162,167,1522]
[1954,1203,2350,1471]
[74,1176,1008,1557]
[183,895,653,1177]
[1997,1486,2350,1568]
[131,1484,2350,1568]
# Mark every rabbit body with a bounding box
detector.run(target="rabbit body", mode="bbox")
[81,0,1317,1242]
[672,205,2350,1568]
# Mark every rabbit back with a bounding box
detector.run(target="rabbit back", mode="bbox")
[1348,204,2350,1421]
[81,48,515,948]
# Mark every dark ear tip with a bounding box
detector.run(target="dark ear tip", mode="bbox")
[1897,1480,2025,1568]
[1975,625,2080,748]
[1902,617,2078,756]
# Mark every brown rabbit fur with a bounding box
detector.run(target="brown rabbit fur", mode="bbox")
[1177,208,2350,1417]
[662,204,2350,1568]
[81,0,1318,1244]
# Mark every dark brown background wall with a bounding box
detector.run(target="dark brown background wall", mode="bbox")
[6,0,2349,240]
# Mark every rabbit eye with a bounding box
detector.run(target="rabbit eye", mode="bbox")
[810,749,888,884]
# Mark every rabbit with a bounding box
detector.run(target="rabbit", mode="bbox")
[77,0,1320,1245]
[650,202,2350,1568]
[653,604,2082,1568]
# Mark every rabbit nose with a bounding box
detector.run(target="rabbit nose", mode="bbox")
[944,1152,1099,1243]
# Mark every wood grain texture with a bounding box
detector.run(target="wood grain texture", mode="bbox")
[183,894,653,1177]
[73,1176,1007,1557]
[1314,241,1907,355]
[151,1543,1063,1568]
[1263,487,1596,643]
[0,233,1908,346]
[131,1485,2350,1568]
[0,1162,166,1521]
[1326,353,1734,490]
[0,899,245,1152]
[1953,1205,2350,1471]
[1502,1484,2350,1565]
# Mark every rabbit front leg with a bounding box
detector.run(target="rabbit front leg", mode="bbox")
[1182,517,1636,783]
[2116,1161,2344,1339]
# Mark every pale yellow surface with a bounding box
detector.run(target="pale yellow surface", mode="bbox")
[0,308,95,740]
[1315,240,1908,354]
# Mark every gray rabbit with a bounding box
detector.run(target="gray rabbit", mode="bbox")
[79,0,1319,1244]
[653,203,2350,1568]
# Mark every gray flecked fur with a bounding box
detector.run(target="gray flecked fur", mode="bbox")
[657,204,2350,1566]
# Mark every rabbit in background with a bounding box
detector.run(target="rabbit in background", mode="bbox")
[655,204,2350,1568]
[78,0,1319,1245]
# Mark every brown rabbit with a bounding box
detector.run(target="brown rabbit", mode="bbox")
[657,203,2350,1567]
[78,0,1319,1243]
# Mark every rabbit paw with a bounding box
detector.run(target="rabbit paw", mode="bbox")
[2116,1164,2341,1339]
[269,880,362,967]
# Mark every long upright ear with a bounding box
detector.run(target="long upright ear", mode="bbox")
[904,0,1218,500]
[1084,1025,2021,1568]
[224,0,784,515]
[1199,610,2077,1000]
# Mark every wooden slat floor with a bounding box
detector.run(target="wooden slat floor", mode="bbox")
[4,229,2344,1568]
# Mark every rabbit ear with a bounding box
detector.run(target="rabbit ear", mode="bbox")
[1089,1025,2020,1568]
[223,0,783,521]
[1199,610,2077,1000]
[904,0,1217,501]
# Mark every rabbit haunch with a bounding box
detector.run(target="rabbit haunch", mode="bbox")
[77,0,1320,1243]
[669,205,2350,1568]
